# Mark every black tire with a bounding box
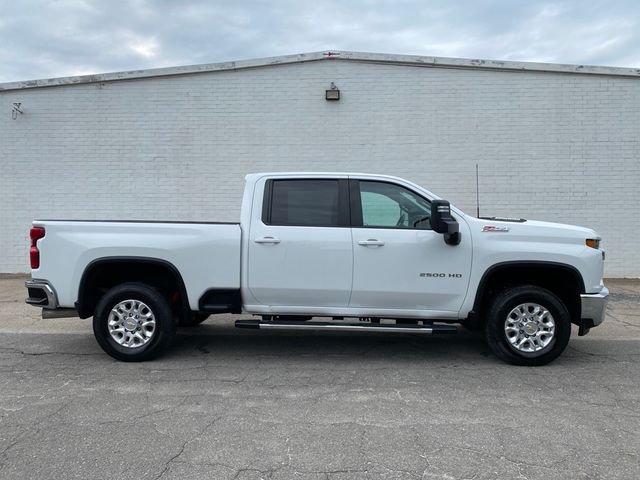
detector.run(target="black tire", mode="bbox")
[179,312,209,327]
[484,285,571,366]
[93,282,176,362]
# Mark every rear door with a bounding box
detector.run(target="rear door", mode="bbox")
[247,177,353,307]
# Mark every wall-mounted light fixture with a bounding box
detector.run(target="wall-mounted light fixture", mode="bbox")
[325,82,340,101]
[11,102,23,120]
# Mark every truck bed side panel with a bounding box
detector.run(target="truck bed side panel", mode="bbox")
[32,221,241,311]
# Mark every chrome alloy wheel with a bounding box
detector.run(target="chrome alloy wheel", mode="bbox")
[108,299,156,348]
[504,303,555,353]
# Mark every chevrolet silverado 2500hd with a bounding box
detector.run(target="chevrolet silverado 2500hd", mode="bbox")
[25,173,608,365]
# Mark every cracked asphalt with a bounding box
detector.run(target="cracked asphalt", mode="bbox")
[1,275,639,480]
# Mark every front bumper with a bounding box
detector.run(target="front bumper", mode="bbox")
[25,279,58,309]
[577,286,609,335]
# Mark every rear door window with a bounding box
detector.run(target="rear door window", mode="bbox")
[265,179,342,227]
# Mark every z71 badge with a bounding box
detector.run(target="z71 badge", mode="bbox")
[481,225,510,232]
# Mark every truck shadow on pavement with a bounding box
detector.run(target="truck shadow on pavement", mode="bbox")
[168,327,501,365]
[2,325,619,367]
[164,324,629,367]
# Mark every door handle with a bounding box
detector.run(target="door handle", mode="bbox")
[358,239,385,247]
[254,236,281,244]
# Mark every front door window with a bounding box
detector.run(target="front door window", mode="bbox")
[359,181,431,230]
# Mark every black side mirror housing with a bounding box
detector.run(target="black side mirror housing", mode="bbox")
[430,200,460,245]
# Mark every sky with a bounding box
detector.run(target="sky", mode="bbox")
[1,0,638,83]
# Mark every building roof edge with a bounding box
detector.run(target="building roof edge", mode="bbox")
[1,50,638,92]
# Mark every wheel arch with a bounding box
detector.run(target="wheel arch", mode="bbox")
[472,261,585,325]
[76,256,190,319]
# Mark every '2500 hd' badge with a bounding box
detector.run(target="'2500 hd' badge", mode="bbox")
[420,273,463,278]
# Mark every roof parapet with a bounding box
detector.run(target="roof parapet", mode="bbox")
[1,50,638,92]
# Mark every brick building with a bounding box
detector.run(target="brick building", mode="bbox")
[0,51,638,276]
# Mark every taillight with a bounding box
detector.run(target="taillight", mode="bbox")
[30,227,45,269]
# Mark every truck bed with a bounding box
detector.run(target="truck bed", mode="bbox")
[31,220,242,311]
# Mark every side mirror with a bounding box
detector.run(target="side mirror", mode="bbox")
[430,200,460,246]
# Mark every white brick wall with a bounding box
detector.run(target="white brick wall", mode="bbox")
[1,58,638,276]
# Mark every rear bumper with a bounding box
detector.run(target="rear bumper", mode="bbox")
[25,279,58,309]
[577,286,609,335]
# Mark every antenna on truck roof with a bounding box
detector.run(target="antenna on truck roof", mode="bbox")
[475,163,480,218]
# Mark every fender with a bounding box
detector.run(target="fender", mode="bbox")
[472,260,586,314]
[76,256,190,319]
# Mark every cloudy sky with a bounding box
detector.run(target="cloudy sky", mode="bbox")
[1,0,638,83]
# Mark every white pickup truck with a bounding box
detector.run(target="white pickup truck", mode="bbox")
[25,172,608,365]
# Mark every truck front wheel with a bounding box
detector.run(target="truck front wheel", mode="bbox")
[484,286,571,366]
[93,282,176,361]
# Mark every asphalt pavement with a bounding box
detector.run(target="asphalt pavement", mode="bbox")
[1,275,639,480]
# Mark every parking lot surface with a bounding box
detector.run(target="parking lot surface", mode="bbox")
[1,275,639,479]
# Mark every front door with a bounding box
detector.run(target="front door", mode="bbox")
[247,177,353,307]
[349,179,471,314]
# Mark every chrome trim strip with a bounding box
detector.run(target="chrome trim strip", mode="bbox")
[580,286,609,327]
[258,323,435,334]
[25,280,58,309]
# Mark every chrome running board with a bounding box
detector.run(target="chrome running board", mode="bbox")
[235,319,457,334]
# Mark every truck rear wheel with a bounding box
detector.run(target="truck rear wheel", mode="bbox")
[93,282,176,361]
[484,285,571,366]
